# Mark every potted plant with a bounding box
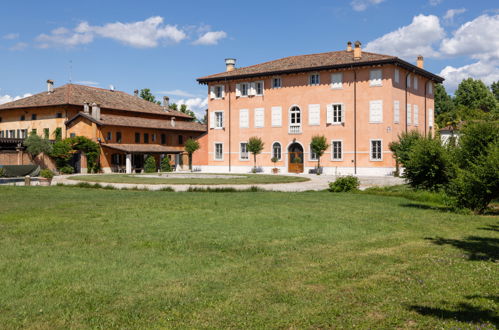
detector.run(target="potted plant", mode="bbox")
[271,156,279,174]
[39,169,54,186]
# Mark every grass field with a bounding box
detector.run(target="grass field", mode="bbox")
[0,186,497,328]
[70,173,310,185]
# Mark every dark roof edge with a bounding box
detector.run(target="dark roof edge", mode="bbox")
[197,58,444,84]
[65,112,103,127]
[101,122,207,132]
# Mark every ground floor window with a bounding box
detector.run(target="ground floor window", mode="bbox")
[214,143,223,160]
[272,142,281,160]
[332,141,342,160]
[370,140,382,161]
[111,153,125,166]
[240,142,249,160]
[161,134,166,145]
[310,144,318,161]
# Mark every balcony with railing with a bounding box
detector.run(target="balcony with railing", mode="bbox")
[288,125,302,134]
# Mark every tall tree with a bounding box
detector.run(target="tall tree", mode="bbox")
[247,137,264,172]
[310,135,329,174]
[184,138,200,171]
[454,78,497,112]
[139,88,161,105]
[434,83,454,116]
[23,132,52,161]
[179,104,197,121]
[490,81,499,101]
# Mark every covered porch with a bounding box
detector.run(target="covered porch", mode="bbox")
[101,144,184,174]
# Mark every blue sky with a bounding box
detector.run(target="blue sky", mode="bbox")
[1,0,498,117]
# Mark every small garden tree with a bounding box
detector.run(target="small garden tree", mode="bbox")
[247,136,264,173]
[310,135,329,174]
[389,131,422,176]
[184,138,200,171]
[160,156,172,172]
[144,155,157,173]
[23,132,52,162]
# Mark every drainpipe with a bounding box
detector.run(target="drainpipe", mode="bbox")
[405,72,410,133]
[226,77,231,172]
[424,80,428,137]
[353,68,357,175]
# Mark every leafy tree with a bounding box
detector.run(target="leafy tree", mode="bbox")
[169,103,178,111]
[139,89,161,105]
[388,131,422,175]
[454,78,497,113]
[310,135,329,174]
[247,136,264,172]
[53,127,62,141]
[50,139,73,168]
[179,104,197,121]
[403,137,451,191]
[491,81,499,101]
[454,121,499,169]
[23,132,52,161]
[184,138,200,171]
[144,155,157,173]
[49,136,100,173]
[434,83,454,116]
[160,156,172,172]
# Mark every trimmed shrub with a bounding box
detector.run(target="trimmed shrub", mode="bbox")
[160,157,172,172]
[329,176,360,192]
[144,155,157,173]
[40,169,54,179]
[59,166,74,174]
[0,167,5,177]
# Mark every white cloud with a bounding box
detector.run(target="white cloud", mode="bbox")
[157,89,198,98]
[443,8,467,24]
[36,26,93,48]
[350,0,385,11]
[174,97,208,118]
[440,14,499,61]
[9,42,28,51]
[429,0,443,6]
[3,33,19,40]
[440,60,499,92]
[193,31,227,45]
[365,14,445,59]
[75,81,99,86]
[0,93,32,105]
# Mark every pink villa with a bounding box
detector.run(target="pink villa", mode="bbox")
[194,41,444,176]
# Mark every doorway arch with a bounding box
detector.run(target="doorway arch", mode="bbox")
[288,142,304,173]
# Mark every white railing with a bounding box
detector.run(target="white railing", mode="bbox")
[289,125,301,134]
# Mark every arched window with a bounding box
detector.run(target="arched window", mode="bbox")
[272,142,281,160]
[289,106,301,133]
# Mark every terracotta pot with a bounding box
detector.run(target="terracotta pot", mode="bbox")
[39,178,52,186]
[272,168,279,174]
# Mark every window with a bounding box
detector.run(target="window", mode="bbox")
[310,144,318,160]
[370,69,382,86]
[9,130,15,138]
[271,106,282,127]
[309,73,320,86]
[272,77,282,88]
[327,104,344,124]
[394,68,400,84]
[215,111,224,128]
[254,108,264,128]
[332,140,342,160]
[161,133,166,144]
[0,117,2,122]
[272,142,281,160]
[43,128,49,139]
[56,112,62,118]
[107,131,112,141]
[429,108,434,128]
[0,131,3,138]
[331,73,343,89]
[214,143,223,160]
[20,115,25,121]
[237,83,249,96]
[135,132,140,143]
[406,74,411,88]
[239,109,249,128]
[255,81,264,96]
[144,133,149,143]
[22,129,28,139]
[70,132,75,138]
[407,104,412,125]
[393,101,400,124]
[210,85,224,99]
[178,135,183,145]
[32,129,37,135]
[414,105,419,126]
[215,85,223,98]
[152,133,156,142]
[428,82,433,94]
[369,100,383,123]
[289,106,301,133]
[31,114,37,120]
[370,140,382,161]
[308,104,320,126]
[116,132,122,143]
[240,142,249,160]
[414,76,418,90]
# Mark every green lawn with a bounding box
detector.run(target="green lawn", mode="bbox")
[0,186,497,329]
[70,173,310,185]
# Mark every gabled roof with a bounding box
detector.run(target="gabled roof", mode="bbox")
[0,84,192,118]
[197,50,444,83]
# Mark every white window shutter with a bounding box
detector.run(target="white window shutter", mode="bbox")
[221,85,225,98]
[308,104,320,126]
[369,100,383,123]
[407,75,411,88]
[210,86,215,99]
[235,84,241,97]
[341,104,346,123]
[428,83,433,94]
[331,73,342,89]
[255,108,264,128]
[249,82,256,96]
[407,104,412,125]
[260,80,264,94]
[209,112,215,129]
[239,109,249,128]
[393,100,400,123]
[414,105,419,126]
[271,106,282,127]
[326,104,333,124]
[414,77,418,90]
[429,108,434,127]
[394,69,400,84]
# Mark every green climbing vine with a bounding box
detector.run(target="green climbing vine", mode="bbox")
[50,136,101,173]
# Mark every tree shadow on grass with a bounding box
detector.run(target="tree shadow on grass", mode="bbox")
[399,202,453,213]
[425,236,498,261]
[408,298,498,327]
[477,224,499,232]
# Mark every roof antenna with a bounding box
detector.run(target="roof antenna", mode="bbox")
[69,59,73,83]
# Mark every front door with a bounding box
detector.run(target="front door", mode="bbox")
[288,143,304,173]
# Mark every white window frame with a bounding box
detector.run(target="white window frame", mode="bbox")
[214,142,224,161]
[272,77,282,89]
[254,107,265,128]
[407,104,412,126]
[413,76,418,91]
[428,82,433,95]
[414,105,419,127]
[288,105,302,134]
[271,106,282,127]
[309,144,319,161]
[369,69,382,87]
[214,111,224,129]
[393,100,400,124]
[272,142,282,161]
[210,85,225,99]
[330,73,343,89]
[429,108,434,128]
[370,139,383,161]
[237,82,249,97]
[240,142,249,161]
[309,73,320,86]
[369,100,383,123]
[255,81,264,96]
[332,103,344,124]
[394,68,400,84]
[331,140,343,161]
[239,109,249,128]
[406,74,411,88]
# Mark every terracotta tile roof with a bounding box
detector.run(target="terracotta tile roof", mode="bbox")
[197,50,444,83]
[101,143,182,153]
[66,112,207,132]
[0,84,192,118]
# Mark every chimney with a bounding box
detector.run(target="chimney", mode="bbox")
[91,103,101,121]
[163,96,169,107]
[83,102,90,113]
[346,41,352,52]
[354,41,362,60]
[134,89,139,97]
[417,55,424,69]
[225,58,236,72]
[47,79,54,93]
[171,116,176,127]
